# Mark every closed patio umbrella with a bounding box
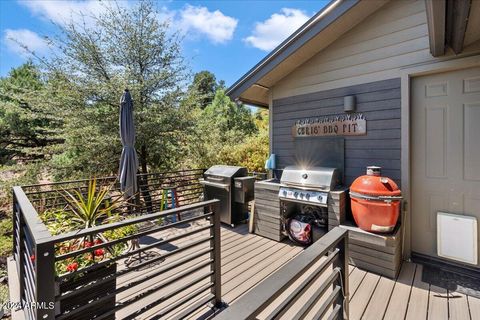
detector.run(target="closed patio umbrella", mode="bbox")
[119,89,138,198]
[119,90,162,268]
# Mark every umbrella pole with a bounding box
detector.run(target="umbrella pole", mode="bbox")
[124,176,164,268]
[135,174,142,213]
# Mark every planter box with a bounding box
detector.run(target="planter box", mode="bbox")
[58,263,117,320]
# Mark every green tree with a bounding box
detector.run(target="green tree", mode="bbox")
[188,71,223,109]
[33,1,190,177]
[203,89,257,135]
[185,89,261,169]
[220,108,269,171]
[0,62,63,164]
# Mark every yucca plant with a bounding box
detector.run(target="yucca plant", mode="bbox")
[37,179,137,275]
[62,178,123,229]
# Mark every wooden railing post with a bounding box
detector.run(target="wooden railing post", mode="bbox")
[210,201,222,308]
[35,240,56,319]
[334,232,349,319]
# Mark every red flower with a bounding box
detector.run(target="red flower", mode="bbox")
[94,249,105,257]
[83,241,93,248]
[30,255,35,262]
[66,262,78,272]
[94,239,103,245]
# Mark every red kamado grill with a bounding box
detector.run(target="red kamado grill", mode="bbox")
[350,166,402,233]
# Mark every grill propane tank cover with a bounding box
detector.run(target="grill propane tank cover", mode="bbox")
[350,166,403,233]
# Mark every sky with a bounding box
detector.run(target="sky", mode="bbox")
[0,0,330,88]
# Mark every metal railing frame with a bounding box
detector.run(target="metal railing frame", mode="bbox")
[213,227,349,320]
[12,169,222,320]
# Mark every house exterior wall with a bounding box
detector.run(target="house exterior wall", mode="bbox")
[269,0,425,180]
[269,0,480,185]
[271,78,401,187]
[266,0,480,261]
[271,0,479,100]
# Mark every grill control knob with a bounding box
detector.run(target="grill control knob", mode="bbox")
[282,190,287,196]
[294,192,298,197]
[317,195,323,202]
[305,193,310,200]
[300,193,304,198]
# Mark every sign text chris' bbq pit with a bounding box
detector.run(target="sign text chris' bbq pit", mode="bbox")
[292,113,367,137]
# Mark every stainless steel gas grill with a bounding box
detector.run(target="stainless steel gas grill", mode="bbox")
[200,165,254,227]
[278,166,343,245]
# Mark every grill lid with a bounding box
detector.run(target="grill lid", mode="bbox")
[280,166,341,191]
[204,165,247,178]
[350,172,401,198]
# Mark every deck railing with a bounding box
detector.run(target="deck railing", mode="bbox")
[12,169,223,320]
[213,227,349,320]
[22,168,206,214]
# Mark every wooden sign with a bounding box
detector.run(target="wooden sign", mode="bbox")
[292,114,366,137]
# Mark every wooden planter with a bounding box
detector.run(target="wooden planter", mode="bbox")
[57,263,117,320]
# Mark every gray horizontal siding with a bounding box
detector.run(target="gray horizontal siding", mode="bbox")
[274,78,401,106]
[272,78,401,186]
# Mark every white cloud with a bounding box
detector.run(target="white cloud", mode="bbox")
[19,0,109,26]
[244,8,311,51]
[4,29,49,56]
[156,5,176,24]
[179,5,238,44]
[19,1,237,45]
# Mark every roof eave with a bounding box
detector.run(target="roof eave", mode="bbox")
[426,0,472,57]
[226,0,361,102]
[425,0,446,57]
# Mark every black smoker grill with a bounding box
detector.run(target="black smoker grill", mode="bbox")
[200,165,255,227]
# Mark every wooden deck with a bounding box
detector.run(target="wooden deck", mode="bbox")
[349,261,480,320]
[115,222,304,319]
[88,221,480,319]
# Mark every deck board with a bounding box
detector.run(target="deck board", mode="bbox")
[405,264,430,320]
[382,262,416,320]
[349,272,381,320]
[349,267,368,299]
[428,284,449,320]
[360,276,395,320]
[109,223,477,320]
[448,291,470,320]
[467,296,480,320]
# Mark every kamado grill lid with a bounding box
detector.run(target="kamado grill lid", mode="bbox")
[350,166,401,197]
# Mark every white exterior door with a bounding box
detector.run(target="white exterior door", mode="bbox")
[411,67,480,266]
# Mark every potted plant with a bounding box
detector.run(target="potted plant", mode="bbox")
[40,178,135,319]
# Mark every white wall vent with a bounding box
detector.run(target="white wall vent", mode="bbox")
[437,212,478,265]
